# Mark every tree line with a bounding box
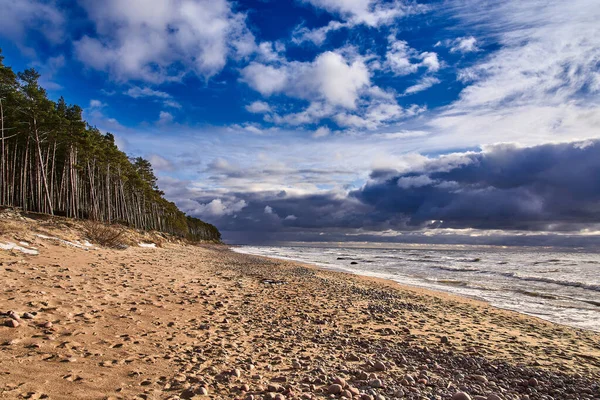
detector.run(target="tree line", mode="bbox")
[0,50,221,242]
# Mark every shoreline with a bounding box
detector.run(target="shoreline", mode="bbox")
[231,247,600,341]
[1,232,599,399]
[231,245,600,334]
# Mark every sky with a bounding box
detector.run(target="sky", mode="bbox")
[1,0,600,245]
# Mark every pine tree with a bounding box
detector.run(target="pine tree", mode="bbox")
[0,50,221,242]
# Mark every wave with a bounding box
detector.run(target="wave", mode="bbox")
[496,272,600,292]
[513,289,559,300]
[433,279,470,287]
[430,265,480,273]
[581,299,600,307]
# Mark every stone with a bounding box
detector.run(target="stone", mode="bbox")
[327,384,343,395]
[333,377,346,387]
[267,384,281,393]
[369,379,382,388]
[197,387,208,395]
[452,393,472,400]
[528,378,538,387]
[7,311,20,321]
[373,361,386,371]
[22,312,35,320]
[4,319,19,328]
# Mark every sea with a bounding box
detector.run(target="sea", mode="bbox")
[232,244,600,332]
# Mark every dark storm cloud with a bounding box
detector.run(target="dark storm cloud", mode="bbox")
[355,140,600,231]
[163,139,600,244]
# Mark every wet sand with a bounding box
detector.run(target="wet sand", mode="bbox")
[1,217,599,399]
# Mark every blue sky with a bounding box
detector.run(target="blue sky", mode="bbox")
[2,0,600,244]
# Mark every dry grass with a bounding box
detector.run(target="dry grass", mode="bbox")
[82,220,126,248]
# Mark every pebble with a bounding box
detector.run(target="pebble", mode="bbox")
[327,384,343,394]
[373,361,386,371]
[369,379,383,388]
[7,311,20,321]
[4,319,19,328]
[528,377,538,387]
[333,377,346,387]
[197,387,208,395]
[452,392,472,400]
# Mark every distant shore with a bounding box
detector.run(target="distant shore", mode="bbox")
[1,223,599,399]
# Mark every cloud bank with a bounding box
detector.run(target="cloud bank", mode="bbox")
[161,139,600,244]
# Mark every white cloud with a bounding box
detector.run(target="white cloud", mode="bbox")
[125,86,172,99]
[292,21,347,45]
[313,126,331,138]
[242,51,370,109]
[294,0,428,45]
[158,111,174,124]
[451,36,479,53]
[164,100,183,109]
[426,0,600,148]
[302,0,426,27]
[246,101,272,114]
[404,76,441,95]
[241,63,289,96]
[436,36,479,53]
[124,86,182,108]
[256,41,285,63]
[0,0,65,47]
[334,100,407,129]
[385,36,440,76]
[74,0,256,83]
[264,205,274,214]
[269,102,335,126]
[195,198,247,217]
[397,175,434,188]
[89,99,105,108]
[147,154,174,171]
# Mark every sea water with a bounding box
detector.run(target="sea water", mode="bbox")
[232,244,600,332]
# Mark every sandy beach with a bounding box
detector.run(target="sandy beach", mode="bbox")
[1,217,599,400]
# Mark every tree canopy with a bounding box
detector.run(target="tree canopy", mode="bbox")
[0,49,221,243]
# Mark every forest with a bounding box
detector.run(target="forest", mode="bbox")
[0,50,221,242]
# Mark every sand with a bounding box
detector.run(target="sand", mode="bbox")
[0,215,599,399]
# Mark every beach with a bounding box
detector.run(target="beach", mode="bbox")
[1,221,599,399]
